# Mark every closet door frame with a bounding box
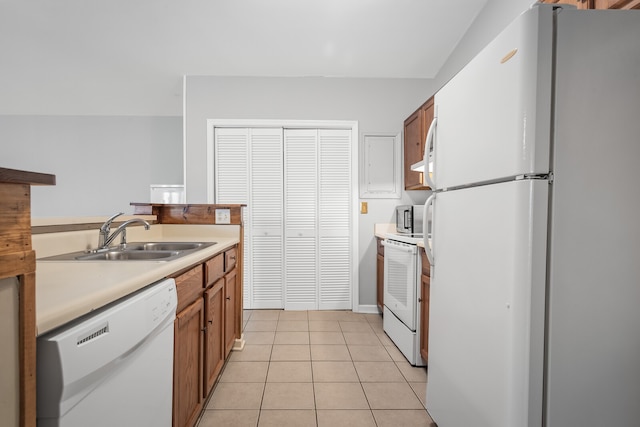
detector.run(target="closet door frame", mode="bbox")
[206,119,359,311]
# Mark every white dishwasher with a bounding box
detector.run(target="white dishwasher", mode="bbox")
[37,278,177,427]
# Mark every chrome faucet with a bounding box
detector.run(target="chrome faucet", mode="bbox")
[98,212,150,249]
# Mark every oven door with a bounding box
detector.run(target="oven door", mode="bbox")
[382,239,418,331]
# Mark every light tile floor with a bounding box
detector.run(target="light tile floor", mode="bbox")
[196,310,436,427]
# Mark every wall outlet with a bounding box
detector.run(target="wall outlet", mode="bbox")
[215,208,231,224]
[361,202,368,214]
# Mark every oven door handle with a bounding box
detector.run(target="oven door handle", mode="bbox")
[381,240,415,253]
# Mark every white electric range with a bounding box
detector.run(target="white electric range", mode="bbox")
[382,232,426,366]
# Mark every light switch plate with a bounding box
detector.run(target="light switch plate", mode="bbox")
[215,208,231,224]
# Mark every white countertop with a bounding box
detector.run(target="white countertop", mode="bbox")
[34,224,240,335]
[374,223,395,239]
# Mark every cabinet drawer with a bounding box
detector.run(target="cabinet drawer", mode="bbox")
[376,237,384,256]
[225,247,237,272]
[174,265,204,312]
[205,253,224,287]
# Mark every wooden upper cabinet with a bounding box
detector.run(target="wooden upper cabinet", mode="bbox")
[539,0,592,9]
[539,0,640,8]
[593,0,640,8]
[404,109,423,189]
[404,97,435,190]
[404,97,433,190]
[404,97,434,190]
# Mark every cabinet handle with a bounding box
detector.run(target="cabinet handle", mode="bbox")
[208,320,212,324]
[418,298,422,302]
[201,327,206,332]
[230,256,236,260]
[226,296,231,300]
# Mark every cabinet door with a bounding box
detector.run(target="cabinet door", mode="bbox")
[174,299,204,427]
[420,274,430,362]
[539,0,592,8]
[404,98,434,190]
[376,253,384,312]
[404,108,424,189]
[593,0,640,8]
[204,280,225,397]
[224,268,237,357]
[421,98,435,189]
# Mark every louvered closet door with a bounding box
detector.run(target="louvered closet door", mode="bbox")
[214,128,252,308]
[284,129,318,310]
[249,128,284,309]
[318,129,352,309]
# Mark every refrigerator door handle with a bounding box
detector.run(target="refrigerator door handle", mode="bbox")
[424,115,438,189]
[423,193,435,266]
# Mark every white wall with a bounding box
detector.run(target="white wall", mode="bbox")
[0,0,537,304]
[0,115,182,217]
[184,76,437,307]
[181,0,539,308]
[434,0,536,88]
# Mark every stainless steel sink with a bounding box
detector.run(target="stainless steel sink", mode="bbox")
[39,241,217,262]
[125,242,210,252]
[76,250,179,261]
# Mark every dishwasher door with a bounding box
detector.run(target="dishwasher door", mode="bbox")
[37,278,177,427]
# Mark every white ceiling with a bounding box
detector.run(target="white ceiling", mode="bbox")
[0,0,488,115]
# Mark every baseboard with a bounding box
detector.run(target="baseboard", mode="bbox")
[356,304,382,314]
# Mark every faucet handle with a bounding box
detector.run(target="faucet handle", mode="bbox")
[100,212,124,231]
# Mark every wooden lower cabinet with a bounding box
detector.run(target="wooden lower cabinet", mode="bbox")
[224,268,237,357]
[540,0,640,8]
[204,279,225,397]
[172,245,240,427]
[419,247,431,363]
[420,274,430,362]
[173,299,204,427]
[376,237,384,312]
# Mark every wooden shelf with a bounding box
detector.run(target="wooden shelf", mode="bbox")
[0,167,56,186]
[131,203,245,225]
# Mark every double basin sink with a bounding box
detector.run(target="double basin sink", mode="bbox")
[39,242,217,262]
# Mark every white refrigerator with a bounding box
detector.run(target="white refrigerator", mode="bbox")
[422,4,640,427]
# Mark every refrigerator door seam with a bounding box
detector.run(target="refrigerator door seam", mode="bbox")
[436,174,550,193]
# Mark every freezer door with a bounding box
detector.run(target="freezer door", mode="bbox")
[432,5,553,190]
[426,180,548,427]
